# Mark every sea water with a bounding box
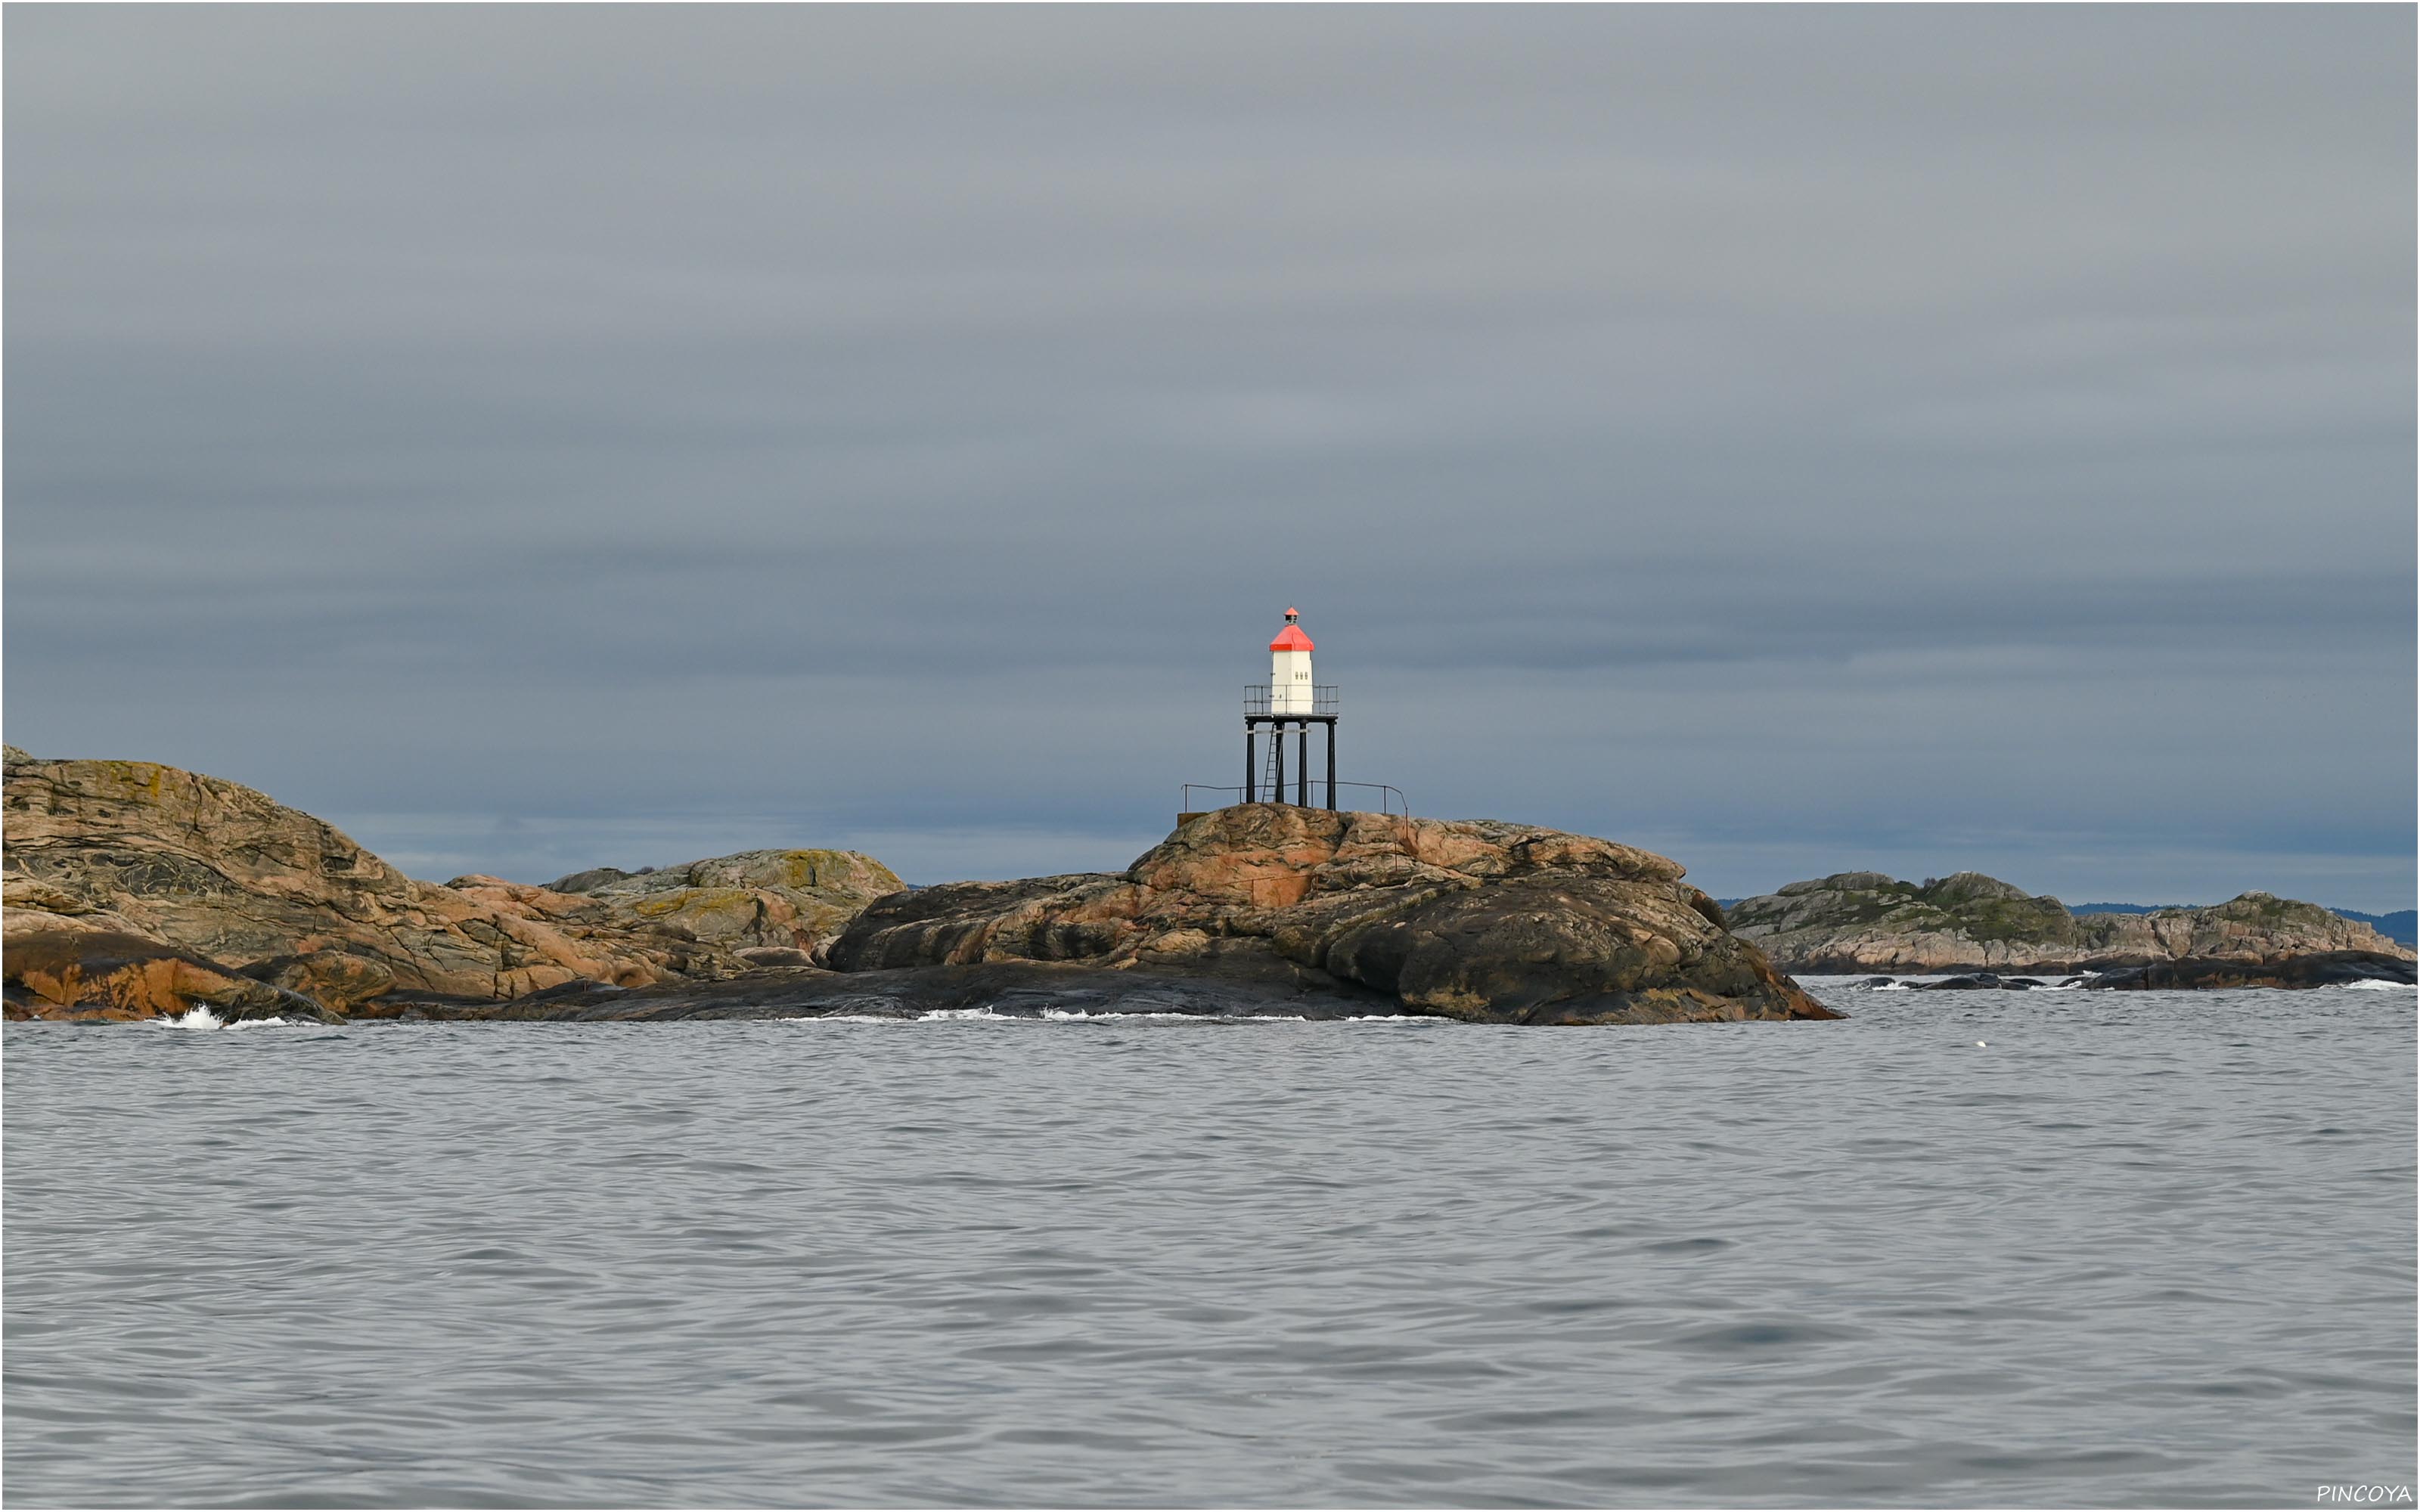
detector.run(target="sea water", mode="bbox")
[5,984,2412,1507]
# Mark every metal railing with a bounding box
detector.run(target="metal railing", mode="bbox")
[1180,781,1407,816]
[1243,684,1339,717]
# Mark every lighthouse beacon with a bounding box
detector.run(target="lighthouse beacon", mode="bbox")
[1183,609,1390,820]
[1241,607,1338,808]
[1270,608,1315,714]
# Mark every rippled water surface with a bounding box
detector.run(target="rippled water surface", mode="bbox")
[7,985,2414,1507]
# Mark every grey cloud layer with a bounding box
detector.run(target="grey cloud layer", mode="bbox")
[6,6,2412,906]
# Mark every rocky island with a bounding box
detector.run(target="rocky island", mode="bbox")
[2,748,1832,1026]
[0,747,901,1022]
[1725,870,2414,985]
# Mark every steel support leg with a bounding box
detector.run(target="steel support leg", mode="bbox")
[1243,728,1255,804]
[1326,723,1337,810]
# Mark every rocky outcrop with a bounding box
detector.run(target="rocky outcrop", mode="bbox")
[823,804,1834,1025]
[2,748,901,1021]
[1725,870,2415,974]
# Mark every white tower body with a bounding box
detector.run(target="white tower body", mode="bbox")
[1270,608,1316,714]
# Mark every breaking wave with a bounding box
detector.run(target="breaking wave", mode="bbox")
[780,1005,1306,1024]
[153,1008,292,1030]
[1038,1007,1231,1021]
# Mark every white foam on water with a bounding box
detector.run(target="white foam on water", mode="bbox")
[923,1005,1254,1021]
[2338,978,2414,992]
[781,1006,1309,1023]
[1039,1007,1232,1021]
[149,1007,293,1029]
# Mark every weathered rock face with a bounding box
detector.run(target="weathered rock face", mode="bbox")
[825,804,1833,1025]
[1725,870,2415,974]
[2,872,337,1021]
[2,748,901,1021]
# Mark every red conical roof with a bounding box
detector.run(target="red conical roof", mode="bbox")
[1270,617,1314,652]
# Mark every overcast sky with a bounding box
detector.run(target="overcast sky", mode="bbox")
[7,6,2413,909]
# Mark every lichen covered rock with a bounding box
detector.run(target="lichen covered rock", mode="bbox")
[1726,871,2414,973]
[548,849,905,955]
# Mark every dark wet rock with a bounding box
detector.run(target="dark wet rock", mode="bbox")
[2081,953,2416,991]
[367,960,1395,1023]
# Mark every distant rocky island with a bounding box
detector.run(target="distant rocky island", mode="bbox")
[1725,871,2415,984]
[1,748,1829,1026]
[2068,901,2415,948]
